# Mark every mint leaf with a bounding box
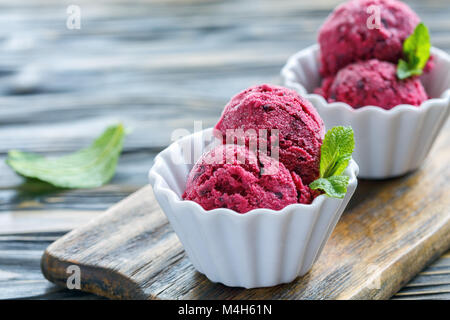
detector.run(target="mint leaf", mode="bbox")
[397,23,431,80]
[6,124,125,189]
[309,126,355,199]
[319,126,355,178]
[397,59,422,79]
[310,175,349,199]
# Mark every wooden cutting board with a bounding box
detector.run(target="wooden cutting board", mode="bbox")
[41,130,450,300]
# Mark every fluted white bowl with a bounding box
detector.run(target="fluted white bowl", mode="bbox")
[148,128,358,288]
[282,45,450,179]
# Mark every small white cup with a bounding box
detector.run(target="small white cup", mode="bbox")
[149,128,358,288]
[282,45,450,179]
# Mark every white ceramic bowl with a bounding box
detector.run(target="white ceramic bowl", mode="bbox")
[148,128,359,288]
[282,45,450,179]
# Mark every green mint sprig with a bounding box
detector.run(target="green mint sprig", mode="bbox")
[309,126,355,199]
[6,124,125,189]
[397,23,431,80]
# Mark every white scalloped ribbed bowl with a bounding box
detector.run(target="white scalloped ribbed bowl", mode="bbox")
[148,128,358,288]
[282,45,450,179]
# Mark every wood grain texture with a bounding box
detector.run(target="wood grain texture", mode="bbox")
[0,232,105,299]
[393,252,450,299]
[1,0,450,299]
[41,128,450,299]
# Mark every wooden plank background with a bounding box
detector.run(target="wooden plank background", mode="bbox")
[0,0,449,299]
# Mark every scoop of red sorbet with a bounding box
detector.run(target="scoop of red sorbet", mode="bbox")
[215,84,324,185]
[315,59,428,109]
[183,144,315,214]
[318,0,420,76]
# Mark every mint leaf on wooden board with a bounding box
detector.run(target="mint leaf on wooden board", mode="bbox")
[310,126,355,198]
[397,23,431,80]
[310,175,350,199]
[6,124,125,189]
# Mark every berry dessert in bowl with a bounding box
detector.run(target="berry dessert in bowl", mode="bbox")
[149,84,358,288]
[282,0,450,179]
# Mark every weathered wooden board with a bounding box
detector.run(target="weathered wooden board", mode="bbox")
[41,128,450,300]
